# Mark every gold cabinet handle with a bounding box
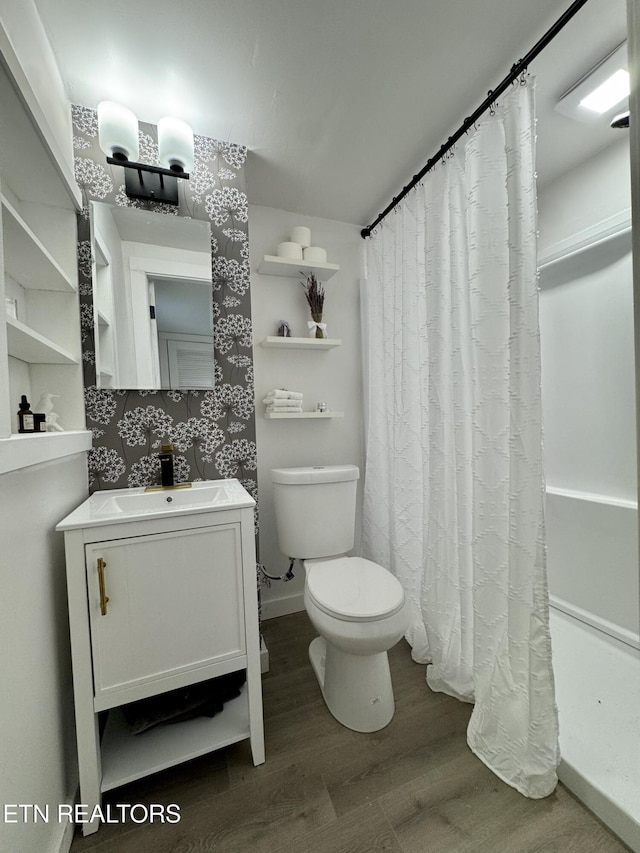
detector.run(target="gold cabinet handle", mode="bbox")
[97,558,109,616]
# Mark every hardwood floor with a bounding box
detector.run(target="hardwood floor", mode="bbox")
[70,611,630,852]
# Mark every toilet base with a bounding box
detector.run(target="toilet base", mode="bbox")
[308,636,395,732]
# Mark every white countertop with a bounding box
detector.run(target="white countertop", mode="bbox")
[56,478,255,531]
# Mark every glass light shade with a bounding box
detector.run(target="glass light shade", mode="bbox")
[158,117,194,173]
[97,101,139,161]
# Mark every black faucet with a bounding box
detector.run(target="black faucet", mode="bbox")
[158,443,175,487]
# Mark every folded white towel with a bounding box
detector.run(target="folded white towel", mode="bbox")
[262,397,303,407]
[266,389,303,400]
[266,404,303,413]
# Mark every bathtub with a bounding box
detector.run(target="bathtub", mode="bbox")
[545,486,640,851]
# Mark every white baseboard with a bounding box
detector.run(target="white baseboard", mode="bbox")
[51,786,77,853]
[261,593,305,621]
[54,817,75,853]
[260,636,269,673]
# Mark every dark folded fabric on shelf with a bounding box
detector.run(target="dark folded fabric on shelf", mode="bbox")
[121,670,247,735]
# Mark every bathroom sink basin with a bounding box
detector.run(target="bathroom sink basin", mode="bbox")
[57,479,255,530]
[95,482,232,516]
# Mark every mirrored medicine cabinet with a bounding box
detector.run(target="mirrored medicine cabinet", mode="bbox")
[89,201,214,390]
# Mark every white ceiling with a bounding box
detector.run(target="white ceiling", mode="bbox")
[33,0,628,227]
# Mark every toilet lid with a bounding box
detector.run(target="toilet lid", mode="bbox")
[305,557,405,622]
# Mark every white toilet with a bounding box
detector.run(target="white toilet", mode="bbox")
[271,464,409,732]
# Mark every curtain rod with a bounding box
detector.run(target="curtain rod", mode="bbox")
[361,0,591,239]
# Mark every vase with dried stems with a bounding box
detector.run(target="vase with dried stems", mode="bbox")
[301,272,326,338]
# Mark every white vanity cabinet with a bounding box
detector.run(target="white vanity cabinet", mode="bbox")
[57,479,264,836]
[86,524,246,706]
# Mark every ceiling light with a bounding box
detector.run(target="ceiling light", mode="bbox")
[555,42,628,123]
[97,101,193,205]
[579,69,629,113]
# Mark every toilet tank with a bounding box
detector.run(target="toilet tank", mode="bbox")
[271,465,359,558]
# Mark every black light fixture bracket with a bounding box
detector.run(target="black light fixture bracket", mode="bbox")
[106,156,190,206]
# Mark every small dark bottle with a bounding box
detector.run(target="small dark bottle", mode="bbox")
[18,395,35,433]
[159,442,175,487]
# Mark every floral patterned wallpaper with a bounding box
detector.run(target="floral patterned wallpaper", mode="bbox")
[72,107,258,521]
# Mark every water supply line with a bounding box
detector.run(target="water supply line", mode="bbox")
[258,559,296,587]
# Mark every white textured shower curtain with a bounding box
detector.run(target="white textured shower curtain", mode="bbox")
[361,82,559,798]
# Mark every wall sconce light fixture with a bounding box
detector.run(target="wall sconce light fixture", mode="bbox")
[97,101,194,205]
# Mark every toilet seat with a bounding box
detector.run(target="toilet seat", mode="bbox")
[305,556,405,622]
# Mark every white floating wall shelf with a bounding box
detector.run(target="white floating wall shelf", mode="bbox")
[259,336,342,350]
[257,255,340,281]
[263,411,344,419]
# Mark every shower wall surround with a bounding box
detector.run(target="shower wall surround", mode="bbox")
[72,107,257,510]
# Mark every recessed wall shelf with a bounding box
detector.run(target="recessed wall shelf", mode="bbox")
[260,336,342,350]
[0,430,92,475]
[538,209,632,271]
[1,195,76,292]
[0,43,84,442]
[257,255,340,281]
[263,411,344,419]
[7,316,79,364]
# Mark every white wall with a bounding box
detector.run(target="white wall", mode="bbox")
[538,138,639,639]
[0,454,89,853]
[538,138,631,250]
[249,205,365,618]
[540,232,635,499]
[538,138,635,498]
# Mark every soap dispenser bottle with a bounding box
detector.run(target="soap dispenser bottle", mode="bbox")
[18,395,35,433]
[159,442,175,487]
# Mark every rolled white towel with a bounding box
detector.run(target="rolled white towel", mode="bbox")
[262,397,303,407]
[266,389,303,400]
